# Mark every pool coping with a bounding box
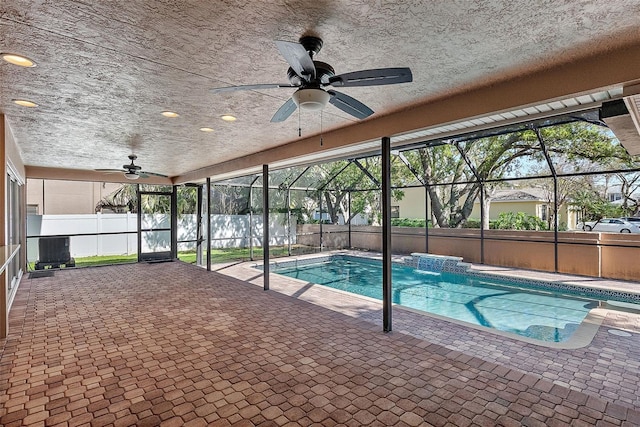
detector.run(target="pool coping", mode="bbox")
[239,250,639,349]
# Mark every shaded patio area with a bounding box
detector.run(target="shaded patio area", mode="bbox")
[1,261,639,426]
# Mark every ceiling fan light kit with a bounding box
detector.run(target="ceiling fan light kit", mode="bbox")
[95,154,167,180]
[210,35,412,123]
[292,88,330,110]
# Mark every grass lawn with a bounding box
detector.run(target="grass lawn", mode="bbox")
[177,246,302,264]
[29,245,316,270]
[76,254,138,267]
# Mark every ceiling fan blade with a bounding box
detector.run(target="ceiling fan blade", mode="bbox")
[328,90,374,120]
[211,83,296,94]
[271,98,297,122]
[139,171,168,178]
[327,67,413,87]
[275,40,316,81]
[95,168,126,173]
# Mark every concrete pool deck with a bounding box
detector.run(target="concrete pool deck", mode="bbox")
[216,250,640,410]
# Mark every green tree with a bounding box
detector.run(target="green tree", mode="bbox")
[569,188,624,221]
[308,157,411,225]
[95,184,138,213]
[407,132,535,228]
[614,172,640,216]
[211,184,251,214]
[407,122,635,228]
[95,184,198,214]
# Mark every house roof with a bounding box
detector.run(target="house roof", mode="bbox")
[487,188,548,202]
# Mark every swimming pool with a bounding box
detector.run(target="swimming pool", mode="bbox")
[272,256,599,342]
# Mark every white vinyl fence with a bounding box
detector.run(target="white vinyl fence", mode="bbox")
[27,213,296,261]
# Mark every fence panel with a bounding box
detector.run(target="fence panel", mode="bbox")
[27,213,297,258]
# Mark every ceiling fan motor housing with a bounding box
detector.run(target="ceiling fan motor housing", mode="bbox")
[124,154,142,171]
[287,61,335,87]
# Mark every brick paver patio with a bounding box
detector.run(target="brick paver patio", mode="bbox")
[1,261,639,426]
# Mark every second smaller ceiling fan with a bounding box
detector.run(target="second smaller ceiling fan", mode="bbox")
[96,155,167,180]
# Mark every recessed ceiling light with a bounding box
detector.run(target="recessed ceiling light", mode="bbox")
[13,99,38,107]
[161,111,179,118]
[199,127,214,132]
[220,115,237,122]
[1,53,36,67]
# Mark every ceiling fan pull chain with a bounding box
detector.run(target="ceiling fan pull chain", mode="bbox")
[320,110,324,147]
[298,108,301,137]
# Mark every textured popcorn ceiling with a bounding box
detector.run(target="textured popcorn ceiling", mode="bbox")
[1,1,640,178]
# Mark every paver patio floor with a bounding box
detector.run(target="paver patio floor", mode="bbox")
[1,261,639,426]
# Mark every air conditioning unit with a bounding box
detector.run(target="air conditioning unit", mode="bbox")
[35,236,75,269]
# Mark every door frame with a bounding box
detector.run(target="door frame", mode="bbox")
[137,185,177,262]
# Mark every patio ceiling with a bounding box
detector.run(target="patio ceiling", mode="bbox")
[2,1,640,183]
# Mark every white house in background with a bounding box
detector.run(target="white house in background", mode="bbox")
[606,185,640,214]
[607,188,623,203]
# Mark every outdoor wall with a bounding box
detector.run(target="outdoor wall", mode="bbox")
[429,229,602,277]
[565,209,579,230]
[298,224,637,280]
[394,187,427,219]
[296,224,350,249]
[478,230,601,277]
[599,233,640,280]
[351,226,382,251]
[26,179,122,215]
[469,201,539,219]
[27,179,43,214]
[391,227,427,254]
[427,229,483,263]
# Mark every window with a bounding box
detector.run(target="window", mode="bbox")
[391,206,400,218]
[608,193,622,202]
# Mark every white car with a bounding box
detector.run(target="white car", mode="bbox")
[577,218,640,233]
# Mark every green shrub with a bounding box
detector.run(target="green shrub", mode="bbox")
[391,218,430,227]
[493,212,547,230]
[462,219,481,228]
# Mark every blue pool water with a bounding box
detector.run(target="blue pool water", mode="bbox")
[273,257,598,342]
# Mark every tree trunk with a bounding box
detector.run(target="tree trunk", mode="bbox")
[323,191,345,224]
[426,185,448,227]
[481,190,492,230]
